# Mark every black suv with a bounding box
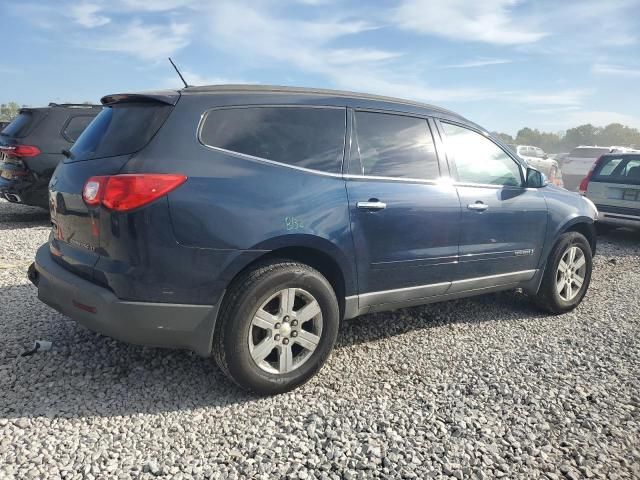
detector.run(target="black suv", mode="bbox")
[0,103,101,207]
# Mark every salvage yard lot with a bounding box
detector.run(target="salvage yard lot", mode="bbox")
[0,198,638,480]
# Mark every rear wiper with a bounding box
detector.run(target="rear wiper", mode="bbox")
[62,148,74,159]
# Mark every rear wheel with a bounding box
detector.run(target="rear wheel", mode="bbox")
[213,260,339,394]
[534,232,593,314]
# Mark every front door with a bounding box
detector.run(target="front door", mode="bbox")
[438,121,548,284]
[347,110,461,307]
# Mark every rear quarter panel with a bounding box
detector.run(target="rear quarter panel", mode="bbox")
[123,93,358,297]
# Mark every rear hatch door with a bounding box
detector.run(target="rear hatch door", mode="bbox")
[0,109,47,182]
[48,92,178,280]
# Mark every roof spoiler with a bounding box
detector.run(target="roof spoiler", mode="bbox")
[101,90,180,106]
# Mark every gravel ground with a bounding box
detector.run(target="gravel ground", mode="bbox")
[0,198,639,480]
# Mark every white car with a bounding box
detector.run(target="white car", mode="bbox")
[561,146,638,192]
[580,152,640,231]
[508,145,564,187]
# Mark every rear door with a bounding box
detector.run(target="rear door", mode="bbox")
[346,110,461,306]
[588,154,640,222]
[437,120,548,284]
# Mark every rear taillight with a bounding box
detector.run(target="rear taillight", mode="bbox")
[82,174,187,211]
[578,155,605,195]
[0,145,41,157]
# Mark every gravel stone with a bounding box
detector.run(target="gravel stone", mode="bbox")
[1,199,639,479]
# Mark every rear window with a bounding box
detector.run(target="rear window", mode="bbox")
[1,112,34,138]
[62,115,95,142]
[69,103,172,161]
[199,106,346,173]
[569,147,610,158]
[593,155,640,183]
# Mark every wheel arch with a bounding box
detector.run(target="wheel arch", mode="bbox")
[560,217,597,255]
[218,234,357,321]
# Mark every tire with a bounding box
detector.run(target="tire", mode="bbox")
[534,231,593,314]
[213,259,339,395]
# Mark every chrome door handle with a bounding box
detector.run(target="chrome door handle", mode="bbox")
[357,201,387,210]
[467,202,489,212]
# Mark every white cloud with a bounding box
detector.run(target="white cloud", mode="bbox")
[535,110,640,130]
[593,64,640,78]
[91,21,190,60]
[70,3,110,28]
[394,0,547,45]
[117,0,198,12]
[442,58,512,68]
[515,89,593,107]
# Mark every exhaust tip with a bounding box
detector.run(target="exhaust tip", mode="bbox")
[4,193,22,203]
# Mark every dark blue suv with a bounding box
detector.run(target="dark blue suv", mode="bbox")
[30,85,598,394]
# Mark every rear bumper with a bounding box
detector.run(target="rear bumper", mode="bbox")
[0,176,48,207]
[31,243,220,356]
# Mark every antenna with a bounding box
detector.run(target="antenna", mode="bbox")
[168,57,189,88]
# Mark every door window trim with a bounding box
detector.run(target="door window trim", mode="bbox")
[346,108,450,183]
[434,118,526,189]
[196,104,348,177]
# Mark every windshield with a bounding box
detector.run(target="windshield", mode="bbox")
[69,103,172,161]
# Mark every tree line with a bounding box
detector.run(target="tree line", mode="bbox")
[493,123,640,153]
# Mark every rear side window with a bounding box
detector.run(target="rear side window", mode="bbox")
[1,112,34,138]
[353,111,439,179]
[442,122,522,187]
[62,115,95,142]
[200,107,346,173]
[569,147,610,158]
[69,103,172,161]
[594,156,640,182]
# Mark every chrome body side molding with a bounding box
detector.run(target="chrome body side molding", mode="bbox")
[343,270,537,319]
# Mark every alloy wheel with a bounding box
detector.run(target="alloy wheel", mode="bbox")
[248,288,323,374]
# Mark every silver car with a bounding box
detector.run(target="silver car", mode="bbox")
[508,145,564,187]
[581,153,640,230]
[561,146,630,191]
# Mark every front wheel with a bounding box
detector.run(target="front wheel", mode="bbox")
[533,231,593,314]
[213,260,339,394]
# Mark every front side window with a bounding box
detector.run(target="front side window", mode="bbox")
[442,123,523,187]
[353,111,439,179]
[200,106,346,173]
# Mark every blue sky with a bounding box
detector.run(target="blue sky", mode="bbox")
[1,0,639,135]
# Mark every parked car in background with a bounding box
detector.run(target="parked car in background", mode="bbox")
[508,144,563,187]
[30,85,598,394]
[560,146,637,192]
[580,153,640,231]
[0,103,101,207]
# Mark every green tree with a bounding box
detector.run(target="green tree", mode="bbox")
[492,131,513,144]
[0,102,21,122]
[563,124,601,149]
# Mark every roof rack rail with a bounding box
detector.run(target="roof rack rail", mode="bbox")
[47,102,100,108]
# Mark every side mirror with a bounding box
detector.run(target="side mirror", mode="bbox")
[543,154,549,159]
[526,167,547,188]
